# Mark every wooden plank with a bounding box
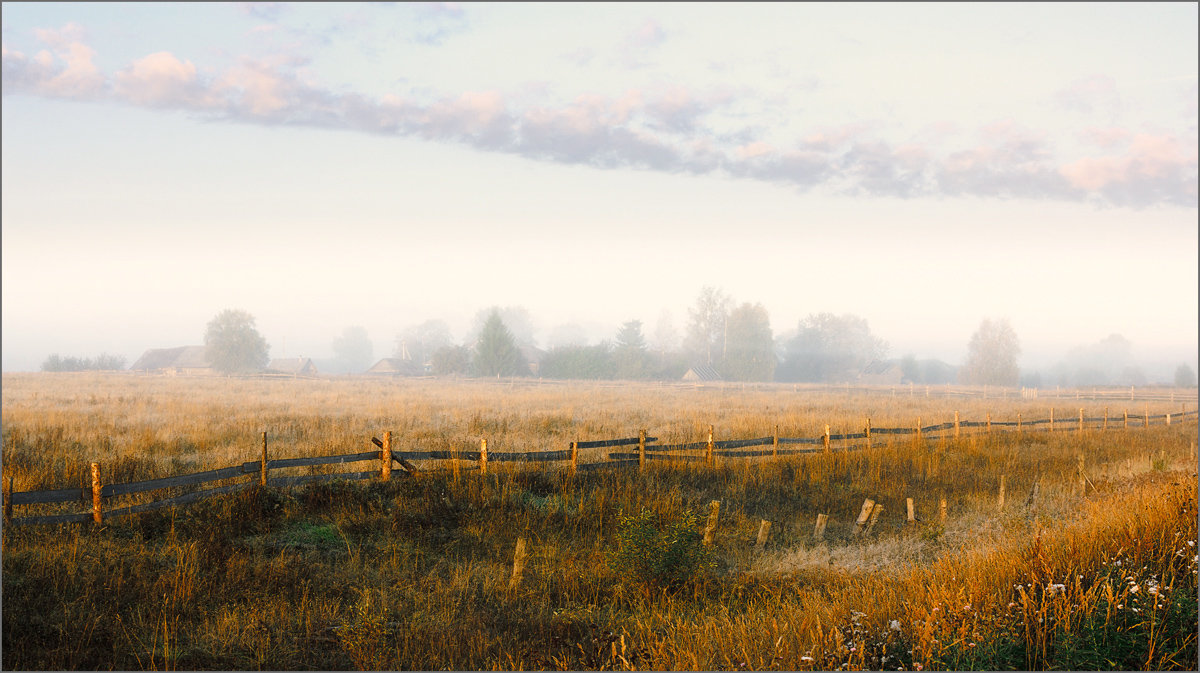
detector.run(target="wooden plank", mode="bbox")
[9,512,93,526]
[267,451,381,469]
[713,437,775,450]
[105,482,252,518]
[607,452,703,462]
[103,464,248,497]
[10,487,88,506]
[575,436,658,449]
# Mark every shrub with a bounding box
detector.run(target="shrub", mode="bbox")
[608,507,716,590]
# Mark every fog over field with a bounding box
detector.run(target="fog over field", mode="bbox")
[2,3,1196,378]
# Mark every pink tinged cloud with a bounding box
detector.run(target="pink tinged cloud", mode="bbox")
[114,52,207,107]
[1060,133,1199,194]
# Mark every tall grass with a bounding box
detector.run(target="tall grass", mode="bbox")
[3,373,1196,670]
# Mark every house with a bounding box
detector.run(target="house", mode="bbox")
[682,365,723,382]
[129,346,214,376]
[365,358,424,376]
[267,357,318,377]
[859,360,903,385]
[520,345,546,377]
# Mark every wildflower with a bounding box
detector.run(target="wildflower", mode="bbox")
[800,656,814,662]
[890,620,902,631]
[1129,584,1140,594]
[915,663,924,671]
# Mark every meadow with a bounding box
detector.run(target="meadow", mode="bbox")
[2,373,1197,670]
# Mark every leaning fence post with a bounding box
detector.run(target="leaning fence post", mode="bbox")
[479,438,488,475]
[381,430,392,481]
[702,500,720,545]
[706,425,715,466]
[755,520,771,550]
[638,430,646,473]
[865,503,884,535]
[260,431,268,487]
[509,537,527,590]
[813,513,828,540]
[852,498,875,537]
[91,462,103,525]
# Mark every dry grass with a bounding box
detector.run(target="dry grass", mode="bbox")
[2,373,1197,670]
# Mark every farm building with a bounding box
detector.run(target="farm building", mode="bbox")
[520,345,546,377]
[129,346,214,376]
[859,360,903,385]
[267,358,319,377]
[365,358,424,376]
[682,365,723,382]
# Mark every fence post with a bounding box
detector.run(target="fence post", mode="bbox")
[4,476,12,522]
[1049,408,1054,432]
[638,430,646,473]
[1104,407,1108,431]
[1166,412,1171,426]
[865,418,872,449]
[939,497,947,523]
[986,412,992,434]
[91,462,103,525]
[706,425,714,467]
[1124,409,1129,429]
[954,411,960,439]
[480,438,488,476]
[569,441,578,479]
[916,417,922,441]
[997,475,1006,511]
[1017,412,1022,434]
[509,537,527,590]
[773,425,779,457]
[813,513,828,540]
[260,431,268,487]
[865,503,884,535]
[452,443,461,485]
[852,498,875,537]
[755,520,771,550]
[906,497,915,523]
[1078,408,1084,435]
[1145,405,1150,429]
[702,500,720,545]
[381,431,392,481]
[824,424,831,451]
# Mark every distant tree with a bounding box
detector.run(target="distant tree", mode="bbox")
[204,309,269,374]
[722,303,776,381]
[777,313,887,383]
[473,310,529,377]
[613,320,650,380]
[430,344,471,376]
[467,306,537,348]
[899,354,920,383]
[395,320,452,367]
[92,353,127,370]
[652,309,680,354]
[41,354,125,372]
[546,323,589,350]
[1175,364,1196,387]
[332,326,374,373]
[540,343,616,380]
[684,286,731,366]
[960,318,1020,386]
[40,354,65,372]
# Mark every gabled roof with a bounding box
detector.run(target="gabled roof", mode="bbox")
[365,358,423,375]
[862,360,900,375]
[682,365,723,381]
[130,346,210,370]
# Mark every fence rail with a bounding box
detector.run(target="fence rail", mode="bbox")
[4,408,1196,527]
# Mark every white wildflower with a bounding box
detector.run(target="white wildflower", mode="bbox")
[890,620,902,631]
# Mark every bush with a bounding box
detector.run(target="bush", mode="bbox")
[608,508,716,589]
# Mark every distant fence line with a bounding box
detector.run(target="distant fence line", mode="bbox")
[4,407,1197,527]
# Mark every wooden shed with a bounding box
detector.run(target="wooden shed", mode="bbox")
[682,365,723,382]
[267,358,319,377]
[129,346,214,376]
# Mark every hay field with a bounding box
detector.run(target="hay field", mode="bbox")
[2,373,1197,670]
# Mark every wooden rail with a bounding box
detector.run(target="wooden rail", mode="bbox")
[4,408,1196,526]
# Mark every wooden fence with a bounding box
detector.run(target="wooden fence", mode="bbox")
[4,408,1197,527]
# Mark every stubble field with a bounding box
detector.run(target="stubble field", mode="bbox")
[2,373,1197,670]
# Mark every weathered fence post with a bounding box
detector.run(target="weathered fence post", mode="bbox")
[1145,405,1150,429]
[381,431,392,481]
[91,462,103,525]
[1166,412,1171,426]
[569,441,578,479]
[954,411,960,439]
[865,503,884,535]
[986,412,992,434]
[706,425,715,467]
[755,520,771,550]
[1104,407,1108,431]
[479,438,488,476]
[702,500,720,545]
[852,498,875,537]
[865,418,871,450]
[906,497,915,524]
[773,425,779,457]
[823,424,831,451]
[1049,408,1054,432]
[638,430,646,473]
[813,513,828,540]
[939,497,947,523]
[916,417,922,441]
[509,537,527,590]
[1079,408,1084,435]
[260,431,268,487]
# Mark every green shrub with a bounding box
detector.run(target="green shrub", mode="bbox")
[608,508,716,589]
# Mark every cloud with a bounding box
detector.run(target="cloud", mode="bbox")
[618,18,666,69]
[3,28,1195,209]
[1054,74,1122,118]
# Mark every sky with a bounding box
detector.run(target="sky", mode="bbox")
[2,2,1197,378]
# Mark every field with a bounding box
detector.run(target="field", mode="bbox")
[2,373,1197,670]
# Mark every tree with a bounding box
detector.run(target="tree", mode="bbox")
[394,319,452,367]
[684,286,731,366]
[777,313,887,382]
[467,306,537,349]
[332,326,374,373]
[540,343,616,380]
[430,344,471,376]
[722,303,776,381]
[960,318,1020,386]
[204,309,269,374]
[473,310,529,377]
[40,353,126,372]
[1174,364,1196,387]
[613,320,650,380]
